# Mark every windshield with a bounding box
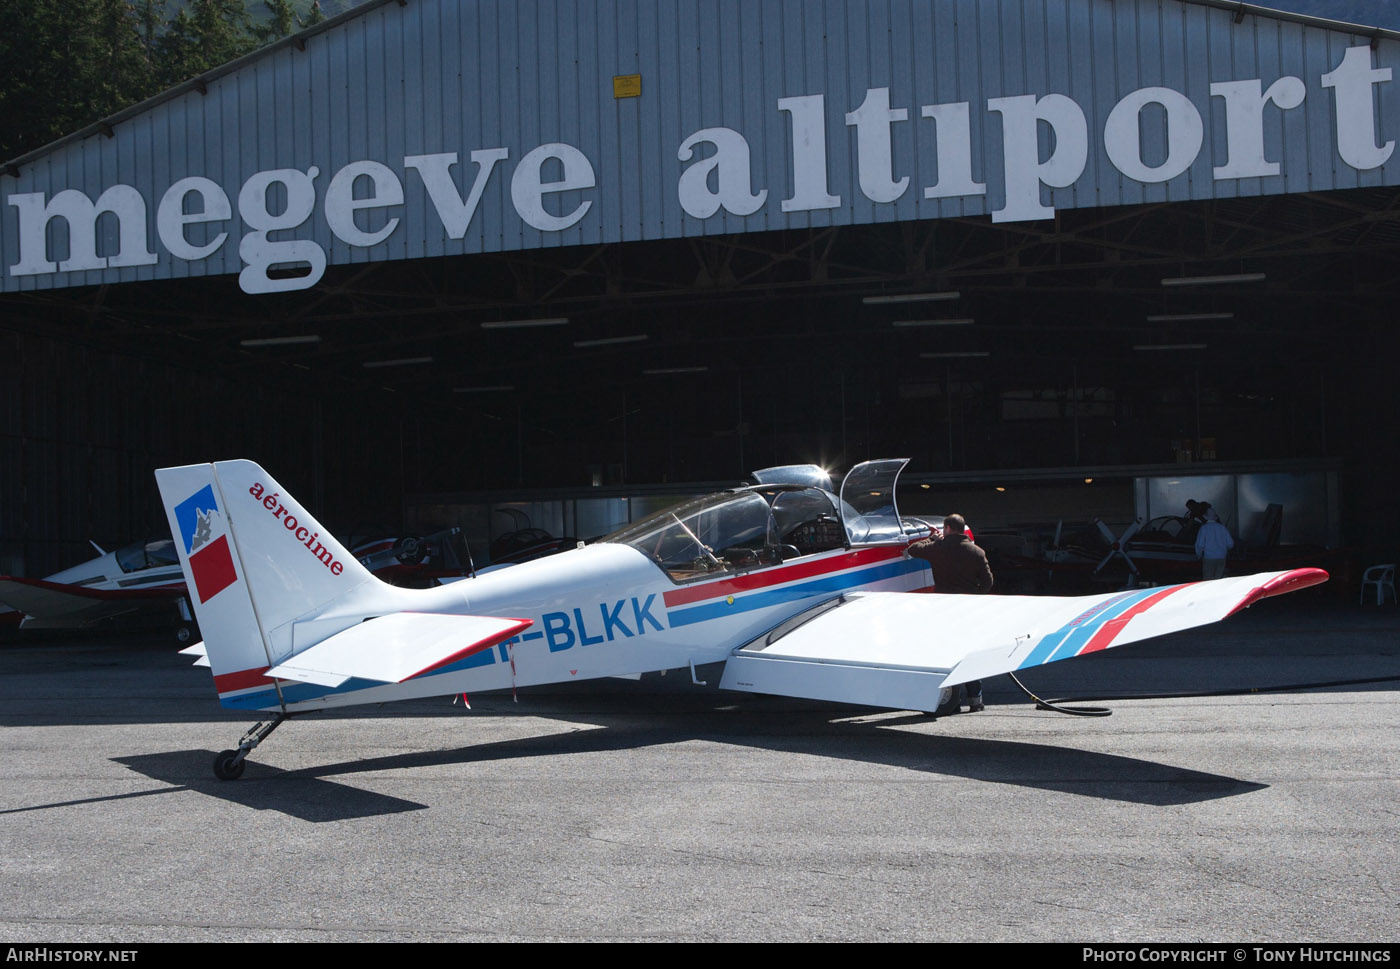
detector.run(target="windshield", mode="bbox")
[602,490,779,582]
[115,538,178,573]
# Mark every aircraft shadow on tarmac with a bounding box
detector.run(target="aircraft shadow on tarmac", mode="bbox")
[94,695,1267,821]
[0,749,429,823]
[109,750,431,820]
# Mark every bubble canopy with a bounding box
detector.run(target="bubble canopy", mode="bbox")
[601,459,913,583]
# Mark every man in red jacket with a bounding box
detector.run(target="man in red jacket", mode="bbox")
[908,513,994,711]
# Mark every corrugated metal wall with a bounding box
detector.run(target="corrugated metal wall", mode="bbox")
[0,326,430,576]
[3,0,1397,292]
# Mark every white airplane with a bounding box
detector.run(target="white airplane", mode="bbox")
[0,526,469,637]
[0,538,196,639]
[154,458,1328,780]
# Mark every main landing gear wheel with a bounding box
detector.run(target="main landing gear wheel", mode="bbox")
[213,749,246,781]
[930,686,961,718]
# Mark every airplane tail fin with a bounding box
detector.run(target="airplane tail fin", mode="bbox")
[155,459,400,708]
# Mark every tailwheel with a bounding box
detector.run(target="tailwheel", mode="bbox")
[210,713,291,780]
[213,749,246,781]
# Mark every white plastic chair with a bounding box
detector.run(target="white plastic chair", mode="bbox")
[1359,564,1395,605]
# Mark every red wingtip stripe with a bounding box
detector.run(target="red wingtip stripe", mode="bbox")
[1226,568,1330,617]
[401,618,533,682]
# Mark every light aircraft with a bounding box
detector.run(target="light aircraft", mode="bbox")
[0,538,196,640]
[1040,508,1331,587]
[155,458,1328,780]
[350,527,475,586]
[0,525,472,637]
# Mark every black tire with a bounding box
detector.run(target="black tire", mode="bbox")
[213,749,246,781]
[934,685,961,717]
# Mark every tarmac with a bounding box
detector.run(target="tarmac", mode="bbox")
[1,592,1396,942]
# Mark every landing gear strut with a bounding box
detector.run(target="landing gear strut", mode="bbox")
[212,714,291,780]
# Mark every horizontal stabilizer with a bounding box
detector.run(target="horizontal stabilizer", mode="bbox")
[266,613,531,687]
[720,568,1327,711]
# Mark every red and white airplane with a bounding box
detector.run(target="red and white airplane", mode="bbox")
[0,539,195,638]
[0,528,469,637]
[155,458,1328,780]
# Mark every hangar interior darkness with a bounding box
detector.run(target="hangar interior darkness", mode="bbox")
[2,182,1396,575]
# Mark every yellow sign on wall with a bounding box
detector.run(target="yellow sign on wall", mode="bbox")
[613,74,642,99]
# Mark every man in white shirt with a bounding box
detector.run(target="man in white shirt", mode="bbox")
[1194,519,1234,580]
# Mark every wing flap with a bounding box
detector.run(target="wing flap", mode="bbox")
[266,612,531,686]
[719,569,1327,710]
[721,651,951,711]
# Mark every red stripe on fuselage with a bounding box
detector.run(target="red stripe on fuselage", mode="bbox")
[213,666,274,693]
[662,546,909,607]
[0,575,188,600]
[1077,584,1190,655]
[353,540,396,556]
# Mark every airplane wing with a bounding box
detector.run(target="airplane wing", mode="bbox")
[718,568,1327,711]
[0,575,186,629]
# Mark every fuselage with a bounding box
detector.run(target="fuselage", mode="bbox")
[46,545,186,592]
[226,538,931,712]
[0,541,187,628]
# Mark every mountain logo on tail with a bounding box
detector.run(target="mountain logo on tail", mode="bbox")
[174,485,237,603]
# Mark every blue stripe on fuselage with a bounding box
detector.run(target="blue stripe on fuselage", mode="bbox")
[665,558,925,627]
[218,642,500,709]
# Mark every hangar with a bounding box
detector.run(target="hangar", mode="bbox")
[2,0,1397,578]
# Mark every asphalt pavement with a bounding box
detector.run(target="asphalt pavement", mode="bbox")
[1,595,1395,942]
